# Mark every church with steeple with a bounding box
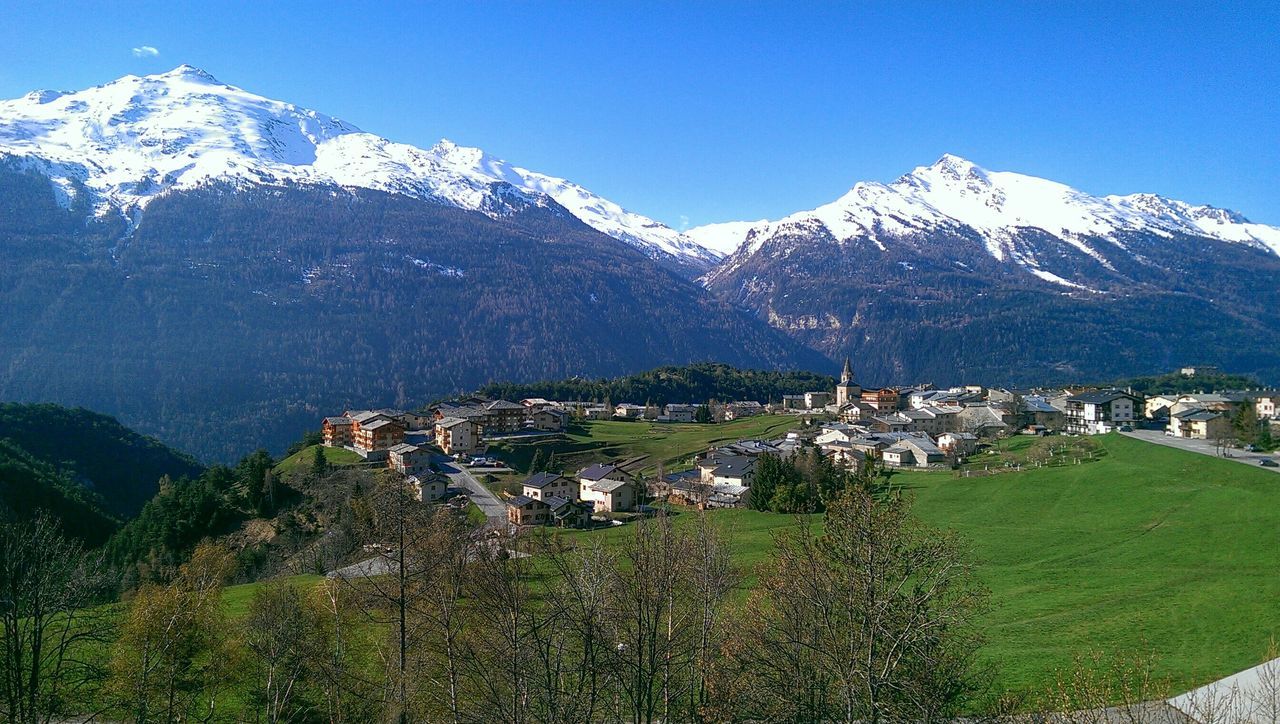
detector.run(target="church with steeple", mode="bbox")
[835,356,860,406]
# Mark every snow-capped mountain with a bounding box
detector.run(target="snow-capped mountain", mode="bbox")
[0,66,718,270]
[699,154,1280,287]
[702,153,1280,388]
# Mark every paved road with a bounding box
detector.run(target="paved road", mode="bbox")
[435,457,507,524]
[1121,430,1280,475]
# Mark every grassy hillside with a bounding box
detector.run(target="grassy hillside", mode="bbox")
[556,434,1280,695]
[273,444,363,475]
[487,416,800,475]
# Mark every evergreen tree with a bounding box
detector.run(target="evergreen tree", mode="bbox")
[528,448,546,475]
[1232,402,1261,445]
[310,446,330,479]
[695,404,714,424]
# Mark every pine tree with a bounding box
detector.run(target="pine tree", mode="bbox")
[310,445,329,479]
[695,404,713,424]
[529,448,546,474]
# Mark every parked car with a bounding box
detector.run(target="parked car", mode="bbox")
[1259,458,1278,468]
[1118,425,1133,432]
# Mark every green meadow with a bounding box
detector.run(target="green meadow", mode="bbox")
[234,433,1279,698]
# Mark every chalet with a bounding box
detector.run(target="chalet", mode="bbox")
[582,406,612,421]
[1168,408,1232,440]
[352,414,405,455]
[388,443,431,476]
[1064,390,1142,435]
[578,464,639,513]
[322,416,354,447]
[522,472,576,501]
[663,404,698,423]
[544,496,593,528]
[521,398,555,412]
[482,400,526,434]
[409,472,449,502]
[530,408,569,432]
[435,417,478,455]
[861,388,901,411]
[507,495,551,526]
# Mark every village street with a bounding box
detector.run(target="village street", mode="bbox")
[435,457,507,524]
[1122,429,1280,475]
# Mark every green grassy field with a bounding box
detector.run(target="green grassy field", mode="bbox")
[273,444,362,475]
[230,432,1279,699]
[556,434,1280,696]
[487,416,800,475]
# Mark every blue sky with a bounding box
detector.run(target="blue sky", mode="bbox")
[2,1,1276,227]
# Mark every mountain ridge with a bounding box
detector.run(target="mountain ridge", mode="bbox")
[0,65,719,273]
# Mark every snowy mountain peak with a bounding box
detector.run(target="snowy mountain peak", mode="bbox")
[696,156,1280,282]
[0,68,719,270]
[157,64,220,82]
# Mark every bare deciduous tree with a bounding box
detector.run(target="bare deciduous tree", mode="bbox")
[733,486,987,723]
[0,515,114,724]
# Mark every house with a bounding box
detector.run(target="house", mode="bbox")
[397,411,434,431]
[804,391,831,409]
[937,432,979,456]
[544,496,593,528]
[530,408,569,432]
[1223,390,1280,420]
[435,417,479,455]
[1144,395,1180,420]
[1064,390,1143,435]
[482,400,526,434]
[861,388,901,411]
[409,472,449,502]
[352,414,405,455]
[958,405,1011,437]
[521,398,555,412]
[868,413,912,433]
[388,443,432,476]
[1168,408,1232,440]
[507,495,551,526]
[522,472,576,501]
[781,394,807,411]
[723,400,764,420]
[577,464,639,512]
[583,406,612,420]
[880,435,945,468]
[614,403,646,419]
[322,416,354,447]
[663,403,698,423]
[837,400,875,423]
[1021,397,1066,431]
[696,455,756,487]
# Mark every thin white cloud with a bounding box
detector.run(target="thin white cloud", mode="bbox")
[132,46,160,58]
